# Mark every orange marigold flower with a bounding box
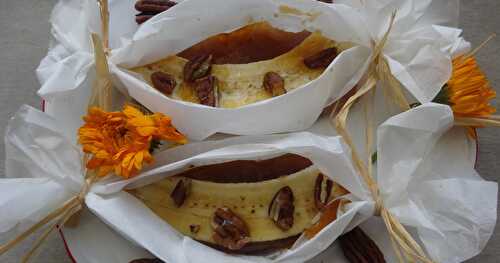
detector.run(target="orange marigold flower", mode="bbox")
[78,105,187,179]
[124,105,187,144]
[444,56,496,118]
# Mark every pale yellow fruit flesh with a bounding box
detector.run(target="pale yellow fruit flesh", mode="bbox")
[130,166,323,244]
[129,25,340,108]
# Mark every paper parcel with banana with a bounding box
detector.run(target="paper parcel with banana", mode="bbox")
[108,0,372,140]
[0,102,496,263]
[2,0,498,262]
[38,0,467,140]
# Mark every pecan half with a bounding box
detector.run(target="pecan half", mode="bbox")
[268,186,295,231]
[170,178,191,207]
[136,13,155,24]
[135,0,177,24]
[339,227,386,263]
[129,258,164,263]
[151,71,177,95]
[190,224,201,234]
[314,173,334,210]
[135,0,176,13]
[303,47,338,69]
[211,207,250,250]
[183,54,213,82]
[263,72,286,97]
[194,76,218,107]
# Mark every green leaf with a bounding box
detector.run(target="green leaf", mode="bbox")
[432,85,452,106]
[149,139,163,153]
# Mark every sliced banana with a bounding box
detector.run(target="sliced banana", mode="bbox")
[130,166,321,243]
[130,23,344,108]
[129,165,348,251]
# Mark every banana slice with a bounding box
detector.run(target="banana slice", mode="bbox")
[130,166,319,243]
[130,22,349,108]
[130,160,349,255]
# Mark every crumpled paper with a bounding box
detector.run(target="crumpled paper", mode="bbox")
[1,103,496,263]
[36,0,468,140]
[377,104,497,263]
[108,0,371,140]
[336,0,470,102]
[1,105,81,240]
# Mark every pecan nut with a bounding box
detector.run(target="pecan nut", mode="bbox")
[339,227,386,263]
[268,186,295,231]
[135,0,176,12]
[170,178,191,207]
[263,72,286,97]
[136,13,155,24]
[303,47,338,69]
[194,76,218,107]
[129,258,164,263]
[151,71,177,95]
[183,54,213,82]
[314,173,334,210]
[211,207,250,250]
[135,0,177,24]
[190,224,201,234]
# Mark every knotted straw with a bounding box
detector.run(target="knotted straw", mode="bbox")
[331,11,435,263]
[0,1,112,262]
[1,2,496,262]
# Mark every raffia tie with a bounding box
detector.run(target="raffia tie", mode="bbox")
[0,1,121,261]
[0,28,112,262]
[331,11,434,263]
[0,174,97,263]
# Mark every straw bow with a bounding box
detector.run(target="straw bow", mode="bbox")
[0,1,112,260]
[0,174,98,263]
[332,11,435,263]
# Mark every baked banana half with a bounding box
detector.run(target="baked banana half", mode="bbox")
[129,154,349,254]
[130,22,350,108]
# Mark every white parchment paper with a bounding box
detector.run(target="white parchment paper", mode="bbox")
[9,0,493,262]
[336,0,470,102]
[1,103,496,263]
[37,0,468,140]
[108,0,371,140]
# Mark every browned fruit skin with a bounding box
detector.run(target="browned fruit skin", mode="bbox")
[183,54,213,82]
[193,75,217,107]
[268,186,295,231]
[177,154,312,183]
[339,227,386,263]
[314,173,334,210]
[178,23,310,65]
[263,72,287,97]
[212,207,251,250]
[303,47,338,69]
[201,234,300,255]
[151,71,177,95]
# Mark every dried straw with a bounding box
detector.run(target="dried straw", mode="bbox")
[0,0,112,261]
[1,2,497,263]
[332,11,435,263]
